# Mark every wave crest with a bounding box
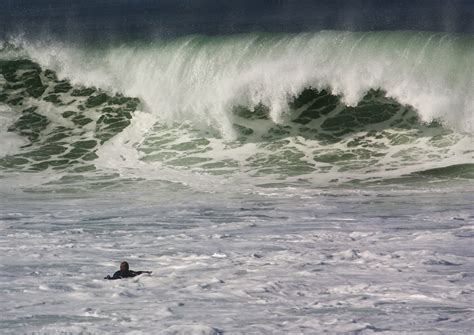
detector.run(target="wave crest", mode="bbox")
[5,31,473,136]
[1,32,473,186]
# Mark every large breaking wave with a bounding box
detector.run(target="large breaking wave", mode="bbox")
[0,31,473,189]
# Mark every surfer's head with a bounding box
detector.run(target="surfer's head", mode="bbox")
[120,261,129,271]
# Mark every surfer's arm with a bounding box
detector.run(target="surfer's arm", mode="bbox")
[134,271,152,275]
[104,271,122,280]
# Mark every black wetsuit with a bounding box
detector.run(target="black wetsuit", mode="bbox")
[105,270,147,280]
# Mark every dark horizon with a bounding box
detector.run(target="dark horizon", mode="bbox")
[1,0,474,41]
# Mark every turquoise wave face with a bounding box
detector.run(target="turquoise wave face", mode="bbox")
[137,87,473,182]
[1,57,472,187]
[0,59,139,172]
[9,31,473,135]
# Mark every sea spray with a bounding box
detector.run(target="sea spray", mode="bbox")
[0,31,473,187]
[10,31,474,135]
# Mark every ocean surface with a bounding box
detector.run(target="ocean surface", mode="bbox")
[0,1,473,333]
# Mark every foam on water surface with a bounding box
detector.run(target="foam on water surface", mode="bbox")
[0,50,472,189]
[1,187,473,333]
[1,26,474,334]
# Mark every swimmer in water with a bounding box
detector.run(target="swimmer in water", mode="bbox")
[104,261,152,280]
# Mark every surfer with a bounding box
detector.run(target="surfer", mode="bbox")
[104,261,152,280]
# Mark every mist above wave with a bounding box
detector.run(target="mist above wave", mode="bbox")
[6,31,473,137]
[1,32,473,188]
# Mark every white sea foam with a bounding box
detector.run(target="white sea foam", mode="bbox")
[0,102,28,157]
[0,186,473,333]
[11,31,474,137]
[1,30,473,335]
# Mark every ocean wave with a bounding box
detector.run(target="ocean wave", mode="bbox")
[0,31,473,186]
[4,30,473,135]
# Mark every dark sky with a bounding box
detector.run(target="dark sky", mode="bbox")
[1,0,474,40]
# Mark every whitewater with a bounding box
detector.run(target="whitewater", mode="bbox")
[1,3,474,333]
[10,31,474,135]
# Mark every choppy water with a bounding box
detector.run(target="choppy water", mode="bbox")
[1,32,473,186]
[1,186,473,333]
[1,1,474,334]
